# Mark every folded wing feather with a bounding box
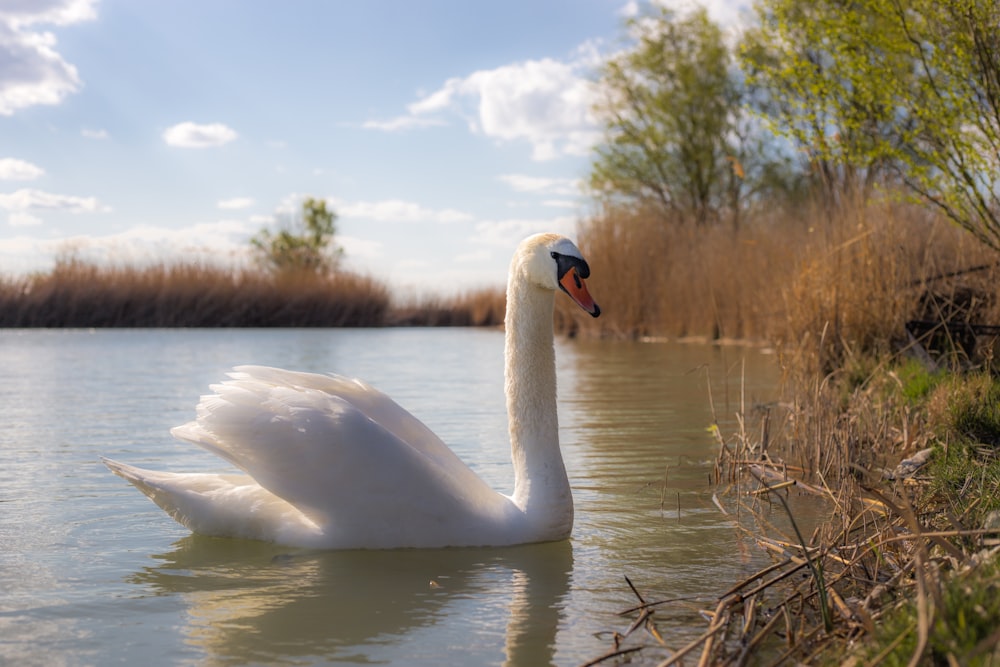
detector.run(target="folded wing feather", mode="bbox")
[167,365,505,547]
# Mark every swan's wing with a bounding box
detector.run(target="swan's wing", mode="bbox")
[102,458,324,545]
[227,365,460,468]
[169,367,502,546]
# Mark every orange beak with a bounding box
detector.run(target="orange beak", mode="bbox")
[559,266,600,317]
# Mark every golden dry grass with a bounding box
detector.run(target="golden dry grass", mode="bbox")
[572,198,1000,371]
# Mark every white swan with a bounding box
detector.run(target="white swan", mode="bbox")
[104,233,600,549]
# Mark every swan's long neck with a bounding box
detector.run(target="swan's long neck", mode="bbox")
[505,267,572,531]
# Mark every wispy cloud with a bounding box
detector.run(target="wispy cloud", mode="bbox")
[81,127,108,139]
[9,211,43,227]
[0,158,45,181]
[498,173,582,196]
[364,52,602,161]
[0,218,258,271]
[468,216,578,248]
[0,0,96,115]
[0,186,109,227]
[0,188,107,213]
[361,116,447,132]
[337,199,474,224]
[162,122,238,148]
[217,197,255,210]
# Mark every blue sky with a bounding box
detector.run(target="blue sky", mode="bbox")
[0,0,748,293]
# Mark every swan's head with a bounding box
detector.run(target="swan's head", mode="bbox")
[515,233,600,318]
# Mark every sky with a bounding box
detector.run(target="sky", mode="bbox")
[0,0,751,294]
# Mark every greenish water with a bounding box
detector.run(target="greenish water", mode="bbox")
[0,328,784,665]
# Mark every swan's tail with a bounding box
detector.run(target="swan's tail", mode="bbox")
[101,458,322,544]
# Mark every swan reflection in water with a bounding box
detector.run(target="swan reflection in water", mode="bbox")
[130,536,573,665]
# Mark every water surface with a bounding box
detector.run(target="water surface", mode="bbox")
[0,328,781,665]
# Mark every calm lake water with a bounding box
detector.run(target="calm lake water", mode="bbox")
[0,328,783,666]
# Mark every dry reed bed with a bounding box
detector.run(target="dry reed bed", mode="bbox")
[387,287,506,327]
[0,260,392,327]
[572,201,1000,365]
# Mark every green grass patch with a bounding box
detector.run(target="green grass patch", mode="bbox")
[894,357,946,405]
[853,557,1000,665]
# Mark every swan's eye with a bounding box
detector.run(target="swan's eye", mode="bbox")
[550,251,559,260]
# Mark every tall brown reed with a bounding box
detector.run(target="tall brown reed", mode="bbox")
[573,204,805,341]
[572,198,1000,370]
[0,259,391,327]
[388,287,506,327]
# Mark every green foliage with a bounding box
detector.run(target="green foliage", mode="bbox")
[946,375,1000,447]
[894,358,946,405]
[742,0,1000,247]
[251,197,342,274]
[922,372,1000,523]
[590,6,795,228]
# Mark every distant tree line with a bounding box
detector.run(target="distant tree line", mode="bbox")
[591,0,1000,248]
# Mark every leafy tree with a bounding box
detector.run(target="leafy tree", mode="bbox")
[251,197,342,274]
[740,0,905,207]
[590,5,794,228]
[742,0,1000,248]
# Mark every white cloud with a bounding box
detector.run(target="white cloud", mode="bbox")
[0,158,45,181]
[337,235,383,262]
[3,219,257,271]
[0,0,98,27]
[162,122,238,148]
[0,188,107,213]
[0,0,96,116]
[647,0,755,35]
[8,211,43,227]
[469,216,578,248]
[81,127,108,139]
[454,249,491,264]
[337,199,474,224]
[361,116,446,132]
[407,86,456,115]
[498,173,582,196]
[217,197,255,210]
[364,54,602,161]
[619,0,641,18]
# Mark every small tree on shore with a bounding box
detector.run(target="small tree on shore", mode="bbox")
[251,197,342,274]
